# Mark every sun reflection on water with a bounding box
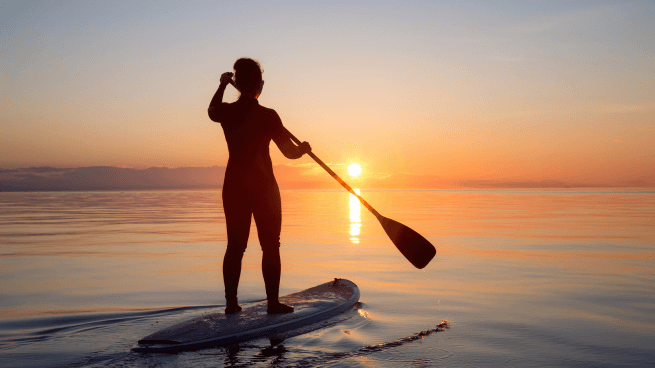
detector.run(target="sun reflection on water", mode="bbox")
[349,188,361,244]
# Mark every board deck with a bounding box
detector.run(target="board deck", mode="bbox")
[133,278,359,352]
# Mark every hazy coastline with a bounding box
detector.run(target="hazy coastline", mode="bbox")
[2,166,653,192]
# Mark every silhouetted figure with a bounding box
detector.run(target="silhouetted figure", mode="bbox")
[208,58,310,314]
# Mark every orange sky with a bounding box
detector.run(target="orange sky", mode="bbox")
[2,1,654,188]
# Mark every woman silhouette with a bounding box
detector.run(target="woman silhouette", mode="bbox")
[208,58,311,314]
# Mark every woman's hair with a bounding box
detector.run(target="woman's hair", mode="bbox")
[233,58,262,95]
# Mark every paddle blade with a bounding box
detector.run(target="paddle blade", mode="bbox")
[378,216,436,269]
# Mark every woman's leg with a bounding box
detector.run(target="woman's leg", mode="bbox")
[222,187,252,313]
[261,247,281,304]
[252,183,293,313]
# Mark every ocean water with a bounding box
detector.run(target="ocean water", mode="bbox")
[0,189,653,367]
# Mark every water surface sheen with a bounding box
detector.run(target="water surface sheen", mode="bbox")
[0,189,653,367]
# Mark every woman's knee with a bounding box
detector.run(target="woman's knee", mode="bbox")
[261,247,281,263]
[225,242,247,258]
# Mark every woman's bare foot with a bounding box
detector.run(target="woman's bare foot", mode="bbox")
[267,302,294,314]
[225,303,242,314]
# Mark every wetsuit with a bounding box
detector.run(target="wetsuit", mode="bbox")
[208,90,287,306]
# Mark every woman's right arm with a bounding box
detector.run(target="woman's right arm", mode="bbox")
[274,132,311,159]
[208,72,234,122]
[271,111,311,159]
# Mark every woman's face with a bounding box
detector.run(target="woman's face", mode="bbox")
[255,80,264,99]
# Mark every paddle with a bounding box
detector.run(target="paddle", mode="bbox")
[284,128,437,269]
[222,75,435,268]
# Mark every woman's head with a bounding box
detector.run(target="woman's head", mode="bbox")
[233,58,263,98]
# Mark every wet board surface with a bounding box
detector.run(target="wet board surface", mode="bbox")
[133,279,359,352]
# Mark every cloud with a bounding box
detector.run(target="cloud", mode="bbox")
[367,173,447,189]
[274,164,448,190]
[640,126,655,131]
[613,139,625,143]
[273,164,336,189]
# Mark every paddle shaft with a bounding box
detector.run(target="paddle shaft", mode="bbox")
[284,128,381,219]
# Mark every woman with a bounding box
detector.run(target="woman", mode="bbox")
[208,58,311,314]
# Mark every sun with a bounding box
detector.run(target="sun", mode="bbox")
[347,163,362,177]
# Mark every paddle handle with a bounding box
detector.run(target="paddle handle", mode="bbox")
[284,128,381,219]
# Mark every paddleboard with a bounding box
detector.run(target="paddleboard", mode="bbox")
[133,278,359,352]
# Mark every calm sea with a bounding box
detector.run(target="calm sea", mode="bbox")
[0,189,653,367]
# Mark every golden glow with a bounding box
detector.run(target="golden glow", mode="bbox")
[347,164,362,178]
[349,188,361,244]
[357,309,370,318]
[2,2,653,189]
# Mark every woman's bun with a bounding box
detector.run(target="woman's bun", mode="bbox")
[233,58,262,95]
[233,58,258,72]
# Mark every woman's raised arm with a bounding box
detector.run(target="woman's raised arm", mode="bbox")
[208,72,234,122]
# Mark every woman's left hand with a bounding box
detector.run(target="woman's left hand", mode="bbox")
[220,72,234,86]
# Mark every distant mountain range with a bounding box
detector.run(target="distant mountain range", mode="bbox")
[0,166,226,192]
[1,166,652,192]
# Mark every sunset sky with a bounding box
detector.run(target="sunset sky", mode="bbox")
[2,1,654,188]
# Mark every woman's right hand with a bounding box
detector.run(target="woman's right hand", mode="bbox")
[220,72,234,86]
[298,141,312,156]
